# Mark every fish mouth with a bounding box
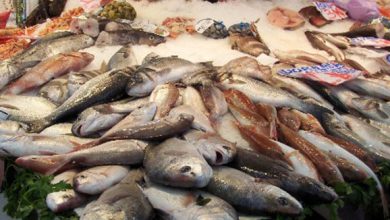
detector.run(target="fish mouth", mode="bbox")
[71,123,84,136]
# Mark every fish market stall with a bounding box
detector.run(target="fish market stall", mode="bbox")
[1,0,390,219]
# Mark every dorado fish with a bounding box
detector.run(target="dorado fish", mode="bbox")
[126,54,211,97]
[27,67,136,133]
[81,169,154,220]
[107,44,138,70]
[144,138,213,188]
[16,139,148,175]
[305,31,345,61]
[200,85,228,121]
[143,181,237,220]
[46,169,88,213]
[278,123,344,185]
[4,52,94,94]
[74,165,129,195]
[95,30,165,46]
[206,166,302,215]
[149,84,179,119]
[39,75,70,105]
[217,56,271,81]
[344,77,390,101]
[169,105,214,132]
[72,97,149,137]
[233,148,337,203]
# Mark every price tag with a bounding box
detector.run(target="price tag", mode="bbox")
[313,2,348,21]
[350,37,390,48]
[195,19,214,34]
[278,62,363,85]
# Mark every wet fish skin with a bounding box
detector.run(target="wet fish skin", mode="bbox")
[16,139,148,175]
[143,182,237,220]
[291,109,326,134]
[200,85,228,121]
[108,44,138,70]
[0,120,25,134]
[183,86,209,115]
[169,105,214,132]
[95,30,165,46]
[217,56,271,81]
[215,112,252,149]
[278,108,301,131]
[149,83,179,119]
[67,68,105,96]
[104,21,133,32]
[39,76,70,105]
[273,49,329,64]
[229,33,270,57]
[206,166,302,215]
[81,169,154,220]
[344,77,390,101]
[256,104,277,139]
[305,31,345,61]
[74,165,129,195]
[366,119,390,137]
[328,154,367,182]
[40,123,73,136]
[27,67,136,133]
[144,138,213,188]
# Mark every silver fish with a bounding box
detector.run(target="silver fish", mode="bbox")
[149,84,179,119]
[169,105,215,132]
[344,77,390,101]
[144,138,213,188]
[0,120,25,134]
[217,56,271,81]
[67,65,107,96]
[206,166,303,215]
[81,169,154,220]
[107,44,138,70]
[74,165,129,195]
[40,123,73,135]
[183,86,209,115]
[95,30,166,47]
[366,119,390,137]
[143,182,237,220]
[39,76,70,105]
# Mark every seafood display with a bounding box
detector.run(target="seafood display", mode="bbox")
[2,1,390,220]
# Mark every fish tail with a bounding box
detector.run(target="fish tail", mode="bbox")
[15,155,70,175]
[26,118,52,133]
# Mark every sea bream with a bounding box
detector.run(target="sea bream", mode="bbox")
[4,52,94,95]
[95,30,166,46]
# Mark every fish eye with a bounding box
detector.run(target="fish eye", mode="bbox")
[180,166,192,173]
[149,36,155,40]
[277,197,289,206]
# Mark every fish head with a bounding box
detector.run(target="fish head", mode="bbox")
[72,108,108,137]
[129,102,157,120]
[351,97,390,120]
[196,135,237,165]
[138,32,166,46]
[73,170,106,190]
[262,184,303,215]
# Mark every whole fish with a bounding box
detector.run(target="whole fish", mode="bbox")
[0,133,92,157]
[169,105,214,132]
[206,166,302,215]
[73,165,129,195]
[39,75,70,105]
[107,44,138,70]
[46,169,88,213]
[95,30,165,46]
[72,97,149,137]
[0,95,56,122]
[272,49,329,64]
[0,120,25,134]
[322,113,388,162]
[229,33,270,57]
[27,67,136,133]
[278,123,344,185]
[344,77,390,101]
[277,108,301,131]
[143,182,237,220]
[299,130,389,218]
[40,123,73,136]
[144,138,213,188]
[183,86,209,115]
[183,130,237,165]
[0,34,94,90]
[67,67,106,96]
[81,169,154,220]
[305,31,345,61]
[149,84,179,119]
[4,52,94,94]
[200,85,228,121]
[217,56,271,81]
[126,54,211,97]
[218,74,332,120]
[16,139,148,175]
[342,115,390,160]
[215,112,251,149]
[291,109,325,134]
[233,148,337,203]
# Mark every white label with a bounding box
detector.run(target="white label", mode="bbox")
[195,19,214,34]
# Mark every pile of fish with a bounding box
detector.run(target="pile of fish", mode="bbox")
[0,21,390,219]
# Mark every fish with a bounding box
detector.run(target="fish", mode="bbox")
[126,54,210,97]
[217,56,271,81]
[4,52,94,94]
[183,86,209,115]
[200,85,228,121]
[40,123,73,136]
[206,166,302,215]
[81,169,154,220]
[344,77,390,101]
[183,130,237,165]
[317,33,350,49]
[278,123,344,185]
[332,23,385,38]
[67,66,107,96]
[305,31,345,61]
[272,49,329,65]
[277,108,301,131]
[169,105,214,132]
[0,34,94,90]
[0,120,25,134]
[142,181,237,220]
[229,33,270,57]
[107,44,138,70]
[16,139,148,175]
[233,148,337,203]
[149,83,179,119]
[27,67,136,133]
[31,31,75,46]
[0,133,92,157]
[290,110,326,134]
[144,138,213,188]
[72,97,149,137]
[0,95,57,123]
[104,21,133,32]
[46,169,88,213]
[342,115,390,161]
[81,18,111,38]
[95,30,166,46]
[215,113,252,149]
[255,104,277,139]
[39,75,70,105]
[218,74,332,120]
[299,130,389,218]
[73,165,129,195]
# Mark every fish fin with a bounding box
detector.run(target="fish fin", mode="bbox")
[99,61,109,72]
[15,155,70,175]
